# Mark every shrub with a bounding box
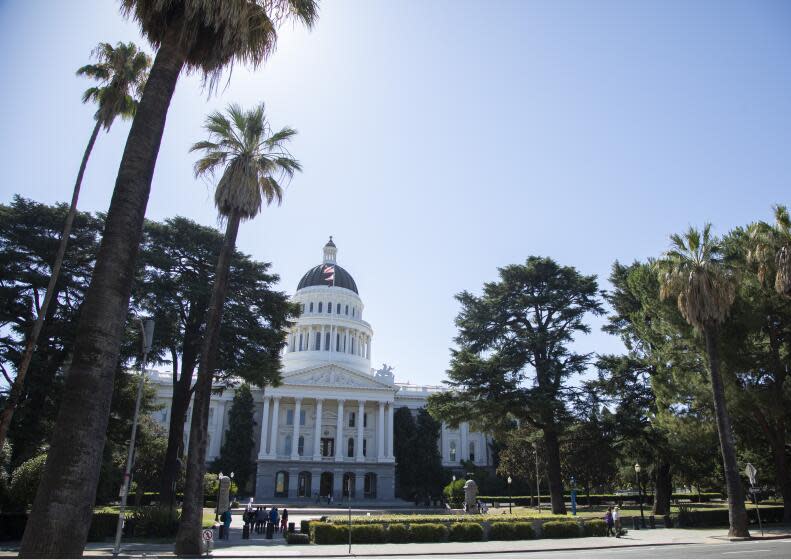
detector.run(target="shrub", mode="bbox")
[489,522,535,541]
[443,479,465,508]
[286,532,310,545]
[310,522,347,544]
[673,508,729,528]
[128,507,180,538]
[301,519,313,535]
[582,519,607,537]
[387,523,411,543]
[8,453,47,509]
[541,521,580,539]
[410,523,449,543]
[0,512,28,541]
[87,513,119,541]
[449,522,484,542]
[351,524,387,544]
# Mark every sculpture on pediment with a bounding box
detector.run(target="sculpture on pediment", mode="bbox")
[374,363,395,385]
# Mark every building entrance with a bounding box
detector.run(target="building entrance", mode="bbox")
[320,472,334,498]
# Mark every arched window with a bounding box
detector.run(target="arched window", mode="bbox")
[299,333,303,351]
[363,438,367,457]
[314,334,321,351]
[342,472,355,498]
[324,331,330,350]
[298,435,305,456]
[352,307,356,317]
[298,471,311,498]
[364,473,377,498]
[309,302,314,312]
[318,301,323,313]
[349,411,356,427]
[450,441,457,462]
[347,437,354,457]
[351,337,355,355]
[469,441,476,462]
[300,303,305,314]
[284,434,292,456]
[275,471,289,497]
[336,333,341,351]
[345,304,349,315]
[327,301,331,313]
[336,303,341,314]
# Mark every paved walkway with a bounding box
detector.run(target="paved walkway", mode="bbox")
[1,524,788,558]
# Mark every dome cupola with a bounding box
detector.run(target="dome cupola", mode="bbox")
[297,237,358,294]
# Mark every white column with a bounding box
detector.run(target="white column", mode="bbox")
[386,403,395,459]
[257,397,270,459]
[335,400,345,461]
[212,401,226,458]
[313,398,323,461]
[290,398,302,460]
[356,401,365,462]
[460,422,469,461]
[377,401,386,460]
[268,397,280,458]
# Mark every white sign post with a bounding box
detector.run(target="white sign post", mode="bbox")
[744,463,763,536]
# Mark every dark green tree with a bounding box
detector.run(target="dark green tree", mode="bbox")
[393,407,417,498]
[133,217,297,508]
[210,383,256,493]
[428,257,604,514]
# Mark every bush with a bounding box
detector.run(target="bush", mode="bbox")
[286,532,310,544]
[449,522,484,542]
[8,454,47,509]
[128,507,180,538]
[310,522,347,544]
[387,523,411,543]
[351,524,387,544]
[443,479,465,508]
[410,523,449,543]
[301,519,313,535]
[489,521,535,541]
[87,513,119,541]
[541,521,580,539]
[582,519,607,537]
[0,512,28,541]
[751,506,784,524]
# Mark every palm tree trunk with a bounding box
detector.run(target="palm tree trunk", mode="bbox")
[176,211,241,556]
[19,28,187,558]
[703,324,749,538]
[543,428,567,515]
[0,119,101,450]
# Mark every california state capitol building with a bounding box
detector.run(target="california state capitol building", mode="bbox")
[150,238,492,502]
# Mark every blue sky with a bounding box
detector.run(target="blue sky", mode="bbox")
[1,1,790,385]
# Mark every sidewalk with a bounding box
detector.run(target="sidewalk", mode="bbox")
[1,525,788,558]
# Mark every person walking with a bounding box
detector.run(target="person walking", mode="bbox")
[269,506,279,534]
[255,506,266,534]
[613,506,622,538]
[605,506,615,537]
[222,509,232,540]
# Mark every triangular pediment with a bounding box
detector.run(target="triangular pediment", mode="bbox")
[283,364,393,390]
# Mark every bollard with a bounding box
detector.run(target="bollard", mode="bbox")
[288,522,295,533]
[649,515,655,529]
[632,516,640,530]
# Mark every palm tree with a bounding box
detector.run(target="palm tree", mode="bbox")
[748,204,791,297]
[0,42,150,451]
[656,225,749,537]
[19,3,318,557]
[175,103,300,554]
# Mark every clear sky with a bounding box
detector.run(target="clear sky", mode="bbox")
[1,1,790,386]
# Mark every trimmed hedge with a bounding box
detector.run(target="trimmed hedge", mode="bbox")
[351,524,387,544]
[387,523,411,543]
[449,522,484,542]
[479,492,722,506]
[541,521,580,539]
[489,521,535,541]
[311,522,347,544]
[582,519,607,537]
[301,519,313,535]
[88,513,119,541]
[286,532,310,545]
[326,513,562,525]
[672,506,785,528]
[411,523,449,543]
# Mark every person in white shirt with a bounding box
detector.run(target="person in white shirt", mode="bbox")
[613,506,621,537]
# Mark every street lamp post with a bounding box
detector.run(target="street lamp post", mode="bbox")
[634,463,645,528]
[113,318,154,557]
[507,476,512,514]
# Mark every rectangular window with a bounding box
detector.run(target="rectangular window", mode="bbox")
[336,303,341,313]
[336,333,341,352]
[318,302,323,312]
[315,335,321,351]
[286,409,294,425]
[349,411,356,428]
[321,438,334,457]
[309,302,313,312]
[325,332,330,351]
[345,305,349,315]
[363,439,367,457]
[327,301,332,313]
[450,441,457,462]
[300,409,306,426]
[363,413,368,428]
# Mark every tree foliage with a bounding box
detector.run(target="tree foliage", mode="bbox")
[210,383,256,493]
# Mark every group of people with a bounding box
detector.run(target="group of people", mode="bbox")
[243,501,290,535]
[604,506,623,537]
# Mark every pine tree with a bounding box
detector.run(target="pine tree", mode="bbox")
[211,384,256,493]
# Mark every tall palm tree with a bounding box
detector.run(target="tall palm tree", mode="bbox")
[0,41,150,451]
[175,103,300,554]
[748,204,791,297]
[19,3,318,557]
[656,225,749,537]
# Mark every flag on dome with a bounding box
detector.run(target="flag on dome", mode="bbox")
[323,265,335,285]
